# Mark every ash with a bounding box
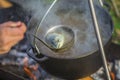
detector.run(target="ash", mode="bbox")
[91,60,120,80]
[0,44,58,80]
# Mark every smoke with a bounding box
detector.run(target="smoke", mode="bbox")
[8,0,112,59]
[9,0,52,16]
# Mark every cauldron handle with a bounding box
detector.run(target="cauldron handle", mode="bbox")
[26,46,48,62]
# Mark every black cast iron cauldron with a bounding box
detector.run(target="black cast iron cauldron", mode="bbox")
[27,0,113,79]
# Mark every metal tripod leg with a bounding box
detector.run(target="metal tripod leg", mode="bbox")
[88,0,112,80]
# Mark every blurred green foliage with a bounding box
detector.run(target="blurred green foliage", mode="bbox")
[107,0,120,44]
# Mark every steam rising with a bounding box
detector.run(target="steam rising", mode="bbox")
[10,0,112,59]
[9,0,53,17]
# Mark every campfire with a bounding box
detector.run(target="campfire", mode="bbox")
[0,0,120,80]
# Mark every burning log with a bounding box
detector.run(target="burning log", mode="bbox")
[0,0,12,8]
[24,67,37,80]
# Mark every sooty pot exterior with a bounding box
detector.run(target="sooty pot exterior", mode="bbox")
[28,38,112,79]
[27,0,113,79]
